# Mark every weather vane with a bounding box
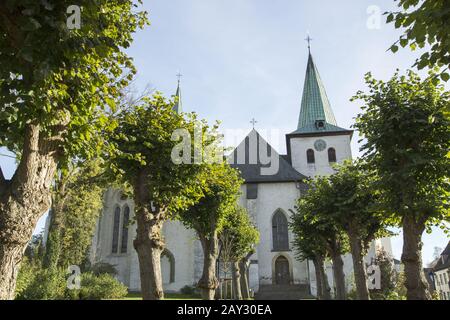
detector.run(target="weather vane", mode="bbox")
[250,118,257,129]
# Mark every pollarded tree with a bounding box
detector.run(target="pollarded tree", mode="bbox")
[179,164,243,300]
[0,1,148,299]
[326,160,390,300]
[353,70,450,300]
[219,206,259,300]
[290,206,332,300]
[293,177,349,300]
[109,93,220,300]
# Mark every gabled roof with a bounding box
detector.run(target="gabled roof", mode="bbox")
[227,129,306,183]
[433,241,450,272]
[293,52,350,136]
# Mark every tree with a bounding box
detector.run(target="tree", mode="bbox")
[352,70,450,300]
[109,93,219,300]
[325,161,390,300]
[370,249,397,300]
[43,159,106,270]
[179,164,242,300]
[219,206,259,300]
[387,0,450,80]
[292,177,349,300]
[290,204,332,300]
[0,1,148,299]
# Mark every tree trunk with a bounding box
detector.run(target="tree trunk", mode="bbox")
[0,123,60,300]
[401,215,431,300]
[133,205,165,300]
[312,254,331,300]
[198,233,219,300]
[312,258,323,299]
[239,258,250,299]
[330,252,346,300]
[348,232,370,300]
[232,261,242,300]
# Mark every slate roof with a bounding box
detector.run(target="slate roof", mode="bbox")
[228,129,307,183]
[294,52,351,136]
[173,80,182,113]
[434,241,450,272]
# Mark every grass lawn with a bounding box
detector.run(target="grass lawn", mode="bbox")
[123,292,201,300]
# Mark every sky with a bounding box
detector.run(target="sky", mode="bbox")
[0,0,448,265]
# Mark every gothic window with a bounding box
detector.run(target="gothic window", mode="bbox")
[111,206,121,254]
[328,147,336,163]
[161,249,175,284]
[306,149,315,164]
[272,210,289,251]
[120,205,130,253]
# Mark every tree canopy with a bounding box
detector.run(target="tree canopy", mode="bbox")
[387,0,450,79]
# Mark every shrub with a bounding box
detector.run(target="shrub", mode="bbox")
[15,262,66,300]
[180,285,198,296]
[73,272,128,300]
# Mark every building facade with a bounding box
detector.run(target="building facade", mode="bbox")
[88,50,393,298]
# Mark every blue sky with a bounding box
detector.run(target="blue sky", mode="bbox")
[0,0,448,264]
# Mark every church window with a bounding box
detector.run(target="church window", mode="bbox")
[246,183,258,199]
[272,210,289,251]
[161,249,175,284]
[112,206,121,254]
[306,149,315,164]
[328,148,336,163]
[120,205,130,253]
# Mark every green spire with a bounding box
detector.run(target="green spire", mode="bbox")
[173,73,182,113]
[297,52,337,130]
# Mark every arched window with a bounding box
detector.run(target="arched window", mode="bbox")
[306,149,315,164]
[161,249,175,284]
[272,210,289,251]
[120,205,130,253]
[112,206,121,254]
[328,148,336,163]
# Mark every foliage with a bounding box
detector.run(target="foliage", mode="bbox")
[109,93,222,215]
[44,158,107,269]
[326,161,391,251]
[180,285,200,296]
[370,250,397,300]
[0,0,149,162]
[387,0,450,78]
[87,262,118,276]
[15,259,127,300]
[15,259,66,300]
[220,206,260,263]
[352,70,450,230]
[291,176,349,258]
[74,272,128,300]
[179,163,243,238]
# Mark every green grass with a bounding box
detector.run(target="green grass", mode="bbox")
[123,292,200,300]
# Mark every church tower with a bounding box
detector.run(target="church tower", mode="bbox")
[286,49,353,177]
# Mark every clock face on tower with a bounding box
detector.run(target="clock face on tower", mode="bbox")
[314,139,327,152]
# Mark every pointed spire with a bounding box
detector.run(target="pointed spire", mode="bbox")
[173,72,182,113]
[297,51,338,130]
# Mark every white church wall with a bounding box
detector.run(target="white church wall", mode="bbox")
[241,182,309,287]
[289,134,352,177]
[94,188,197,293]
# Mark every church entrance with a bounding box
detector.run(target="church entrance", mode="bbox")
[274,256,290,285]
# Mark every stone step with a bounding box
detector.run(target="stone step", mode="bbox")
[254,284,314,300]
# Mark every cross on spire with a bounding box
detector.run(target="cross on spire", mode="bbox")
[176,71,183,84]
[250,118,257,129]
[305,34,313,52]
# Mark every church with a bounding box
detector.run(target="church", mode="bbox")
[88,49,393,299]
